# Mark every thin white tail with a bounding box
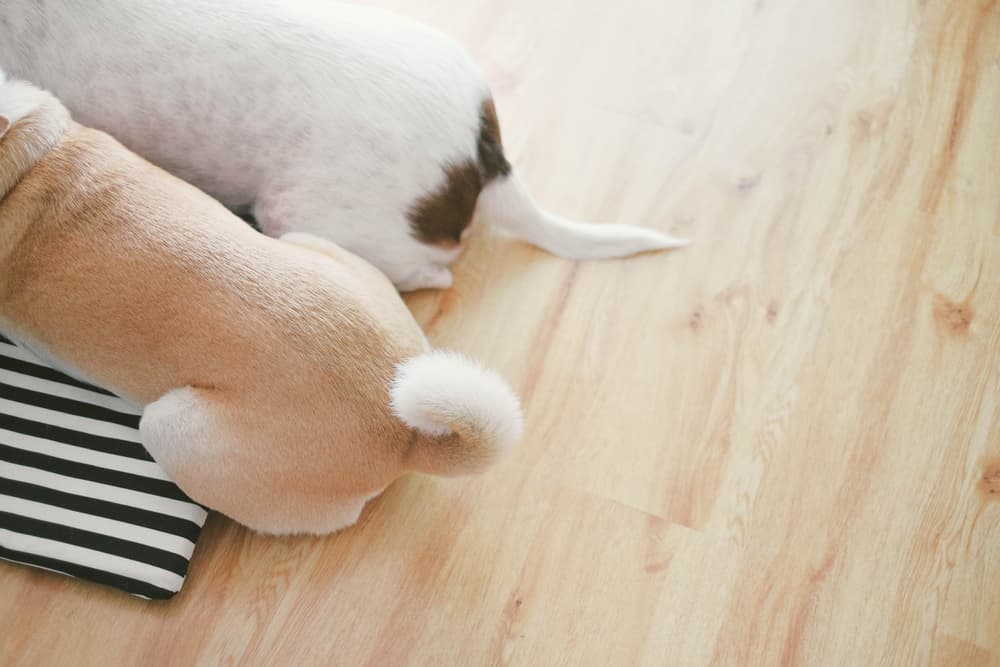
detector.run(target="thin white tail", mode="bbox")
[476,172,688,259]
[390,350,523,476]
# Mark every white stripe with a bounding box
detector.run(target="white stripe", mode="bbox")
[0,427,171,481]
[0,342,58,366]
[0,461,207,524]
[0,397,141,441]
[0,342,97,386]
[0,556,155,600]
[0,368,141,415]
[0,529,183,592]
[0,495,195,556]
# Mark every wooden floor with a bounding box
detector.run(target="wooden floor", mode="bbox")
[3,0,999,664]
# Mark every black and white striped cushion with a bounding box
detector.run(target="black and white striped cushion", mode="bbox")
[0,334,206,599]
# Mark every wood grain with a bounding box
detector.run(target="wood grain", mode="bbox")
[2,0,998,664]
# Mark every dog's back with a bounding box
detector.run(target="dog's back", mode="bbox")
[0,0,485,210]
[0,114,417,405]
[0,0,685,292]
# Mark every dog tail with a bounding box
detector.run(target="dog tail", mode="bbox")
[476,171,689,259]
[390,350,522,476]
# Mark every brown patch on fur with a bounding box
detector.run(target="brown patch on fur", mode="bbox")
[408,98,511,245]
[408,160,481,245]
[478,99,510,180]
[0,116,10,139]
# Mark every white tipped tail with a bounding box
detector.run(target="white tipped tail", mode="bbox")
[390,350,523,476]
[477,172,688,259]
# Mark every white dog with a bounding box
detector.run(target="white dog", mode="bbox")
[0,0,686,291]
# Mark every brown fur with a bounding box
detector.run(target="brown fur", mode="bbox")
[408,159,481,245]
[0,92,471,534]
[477,99,511,180]
[407,98,511,246]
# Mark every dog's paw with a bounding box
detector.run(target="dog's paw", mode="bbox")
[397,264,453,291]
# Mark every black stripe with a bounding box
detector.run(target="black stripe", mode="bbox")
[0,512,190,576]
[0,547,177,599]
[0,382,139,427]
[1,478,203,541]
[0,444,193,502]
[0,349,116,396]
[0,413,152,461]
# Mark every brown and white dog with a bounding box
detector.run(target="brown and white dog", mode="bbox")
[0,0,687,292]
[0,77,522,535]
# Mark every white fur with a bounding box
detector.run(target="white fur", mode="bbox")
[481,174,689,258]
[0,68,49,126]
[391,350,523,452]
[0,0,685,290]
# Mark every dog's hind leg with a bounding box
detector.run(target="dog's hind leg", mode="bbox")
[139,387,278,530]
[140,387,235,501]
[140,387,378,535]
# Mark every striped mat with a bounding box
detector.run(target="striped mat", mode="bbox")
[0,334,206,599]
